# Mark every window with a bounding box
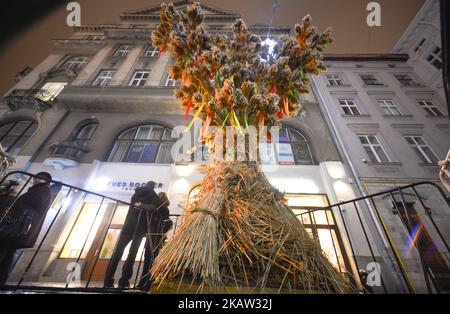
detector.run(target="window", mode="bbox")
[326,74,344,86]
[359,135,390,163]
[144,45,159,57]
[64,56,89,70]
[260,127,314,165]
[52,121,98,159]
[288,194,348,273]
[377,100,402,116]
[0,120,37,155]
[164,74,179,87]
[60,203,146,261]
[359,74,383,86]
[108,125,175,164]
[35,82,67,102]
[128,70,150,87]
[426,46,442,70]
[339,99,360,116]
[417,100,443,117]
[404,136,439,164]
[394,74,418,87]
[92,70,115,87]
[113,45,133,57]
[60,202,109,259]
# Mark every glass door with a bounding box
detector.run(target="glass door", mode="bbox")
[286,194,351,276]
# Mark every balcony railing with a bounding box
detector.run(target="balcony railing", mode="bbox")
[48,142,91,160]
[4,89,55,111]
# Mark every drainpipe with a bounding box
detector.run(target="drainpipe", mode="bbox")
[21,104,70,172]
[311,77,389,248]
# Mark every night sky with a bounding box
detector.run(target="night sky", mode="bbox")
[0,0,425,94]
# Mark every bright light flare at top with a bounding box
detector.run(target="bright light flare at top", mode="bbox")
[262,38,277,56]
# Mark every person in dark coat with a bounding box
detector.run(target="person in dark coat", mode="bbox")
[0,180,20,221]
[0,172,53,285]
[103,181,160,289]
[136,191,172,291]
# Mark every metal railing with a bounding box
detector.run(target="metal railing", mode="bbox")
[0,171,181,293]
[1,171,449,293]
[296,181,450,294]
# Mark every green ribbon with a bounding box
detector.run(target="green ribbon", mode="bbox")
[221,111,230,128]
[298,65,304,77]
[216,69,222,88]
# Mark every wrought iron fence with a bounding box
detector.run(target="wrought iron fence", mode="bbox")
[296,181,450,294]
[0,171,181,293]
[0,171,449,293]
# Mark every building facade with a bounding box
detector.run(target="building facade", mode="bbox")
[312,0,450,293]
[0,1,366,290]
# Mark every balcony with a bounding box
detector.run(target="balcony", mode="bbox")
[2,89,55,111]
[43,142,91,170]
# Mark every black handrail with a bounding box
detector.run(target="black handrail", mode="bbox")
[295,180,450,294]
[0,171,181,291]
[1,171,449,294]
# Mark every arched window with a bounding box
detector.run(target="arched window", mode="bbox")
[276,127,314,165]
[108,125,175,164]
[51,120,98,159]
[0,119,37,155]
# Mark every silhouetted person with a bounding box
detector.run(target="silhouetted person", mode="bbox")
[0,180,19,220]
[136,191,172,291]
[0,172,53,285]
[103,181,159,289]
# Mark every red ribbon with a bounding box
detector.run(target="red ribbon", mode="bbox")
[283,97,290,116]
[184,99,192,123]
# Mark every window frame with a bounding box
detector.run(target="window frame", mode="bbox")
[417,100,443,117]
[164,74,179,87]
[359,73,383,86]
[107,124,175,164]
[92,69,116,87]
[113,44,134,58]
[0,119,38,154]
[128,70,150,87]
[426,46,442,70]
[143,45,160,57]
[404,136,439,164]
[259,127,314,166]
[377,99,402,116]
[64,56,89,70]
[325,73,345,87]
[393,73,418,87]
[338,99,361,116]
[288,193,350,275]
[358,135,391,163]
